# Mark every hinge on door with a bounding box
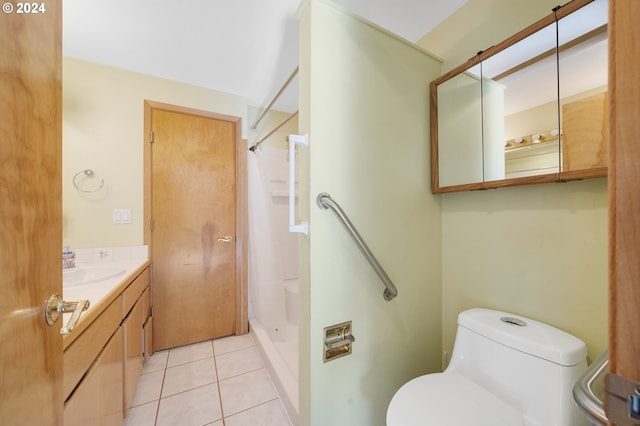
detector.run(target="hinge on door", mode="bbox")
[150,218,154,232]
[606,373,640,425]
[150,131,155,143]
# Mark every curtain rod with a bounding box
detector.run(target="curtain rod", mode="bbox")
[249,111,299,152]
[250,66,299,130]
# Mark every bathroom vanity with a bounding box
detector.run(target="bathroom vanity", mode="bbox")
[62,260,151,426]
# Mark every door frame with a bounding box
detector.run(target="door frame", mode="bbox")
[607,0,640,418]
[143,100,248,336]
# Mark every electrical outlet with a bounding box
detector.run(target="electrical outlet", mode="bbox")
[93,247,111,261]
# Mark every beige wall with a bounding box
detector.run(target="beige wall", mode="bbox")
[62,58,248,248]
[419,0,608,363]
[299,2,443,424]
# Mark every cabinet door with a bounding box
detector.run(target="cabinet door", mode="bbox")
[64,298,122,400]
[64,328,123,426]
[562,92,608,171]
[123,298,144,417]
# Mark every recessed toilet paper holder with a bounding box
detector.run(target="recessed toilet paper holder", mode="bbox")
[324,321,355,362]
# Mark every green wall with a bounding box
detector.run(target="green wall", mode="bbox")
[418,0,608,364]
[440,181,608,361]
[299,1,443,424]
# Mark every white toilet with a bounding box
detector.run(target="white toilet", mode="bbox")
[387,308,591,426]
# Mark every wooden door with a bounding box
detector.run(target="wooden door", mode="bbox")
[0,1,64,424]
[149,105,245,350]
[606,0,640,424]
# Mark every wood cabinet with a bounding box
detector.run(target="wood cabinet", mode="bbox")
[63,298,122,402]
[562,92,609,171]
[64,328,123,426]
[64,265,152,425]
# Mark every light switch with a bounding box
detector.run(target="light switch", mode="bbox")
[112,209,132,224]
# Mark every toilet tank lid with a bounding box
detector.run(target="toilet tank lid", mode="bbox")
[458,308,587,366]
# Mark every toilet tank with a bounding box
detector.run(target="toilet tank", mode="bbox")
[446,309,589,426]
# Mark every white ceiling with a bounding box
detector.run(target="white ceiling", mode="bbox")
[62,0,467,113]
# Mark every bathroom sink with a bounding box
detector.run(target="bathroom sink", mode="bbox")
[63,265,126,286]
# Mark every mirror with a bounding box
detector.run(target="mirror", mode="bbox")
[558,0,608,175]
[484,20,559,180]
[436,64,482,187]
[431,0,608,193]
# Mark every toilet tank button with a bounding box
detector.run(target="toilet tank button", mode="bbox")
[500,316,527,327]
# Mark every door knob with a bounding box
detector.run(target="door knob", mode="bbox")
[216,235,234,243]
[44,294,90,335]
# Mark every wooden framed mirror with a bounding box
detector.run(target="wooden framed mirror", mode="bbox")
[431,0,608,193]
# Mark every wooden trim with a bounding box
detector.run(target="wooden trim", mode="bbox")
[482,173,559,190]
[558,166,607,182]
[236,138,249,335]
[144,100,243,123]
[430,80,440,193]
[143,101,248,337]
[608,0,640,382]
[432,173,561,194]
[143,102,153,248]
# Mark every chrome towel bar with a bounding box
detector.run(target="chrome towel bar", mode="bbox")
[316,192,398,301]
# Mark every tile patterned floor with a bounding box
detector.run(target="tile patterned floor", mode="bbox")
[124,334,293,426]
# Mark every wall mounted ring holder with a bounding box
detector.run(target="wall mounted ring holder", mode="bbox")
[72,169,105,193]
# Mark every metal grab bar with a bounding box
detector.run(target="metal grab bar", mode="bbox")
[316,192,398,301]
[572,350,608,425]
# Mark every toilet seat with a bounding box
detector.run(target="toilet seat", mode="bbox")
[386,372,524,426]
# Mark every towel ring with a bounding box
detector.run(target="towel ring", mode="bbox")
[72,169,105,193]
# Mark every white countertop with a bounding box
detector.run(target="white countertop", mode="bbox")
[63,259,148,317]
